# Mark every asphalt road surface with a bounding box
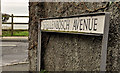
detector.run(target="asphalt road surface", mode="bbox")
[1,37,29,71]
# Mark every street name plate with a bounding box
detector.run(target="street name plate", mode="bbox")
[38,13,110,71]
[41,14,105,34]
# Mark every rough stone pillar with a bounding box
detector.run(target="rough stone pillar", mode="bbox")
[29,2,120,71]
[28,2,47,71]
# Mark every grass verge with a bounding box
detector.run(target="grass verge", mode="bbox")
[2,31,29,37]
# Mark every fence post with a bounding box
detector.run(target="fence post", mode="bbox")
[11,14,13,36]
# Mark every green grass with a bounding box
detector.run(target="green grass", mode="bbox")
[2,31,29,37]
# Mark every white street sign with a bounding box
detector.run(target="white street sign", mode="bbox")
[41,15,105,34]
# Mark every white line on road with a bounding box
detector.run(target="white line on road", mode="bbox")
[0,45,17,47]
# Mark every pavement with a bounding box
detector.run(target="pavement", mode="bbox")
[2,37,28,42]
[0,37,29,71]
[2,63,29,71]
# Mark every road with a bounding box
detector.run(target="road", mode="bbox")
[1,37,29,71]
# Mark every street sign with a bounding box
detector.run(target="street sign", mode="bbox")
[38,13,110,71]
[41,13,106,35]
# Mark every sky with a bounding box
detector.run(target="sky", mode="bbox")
[1,0,29,16]
[1,0,29,29]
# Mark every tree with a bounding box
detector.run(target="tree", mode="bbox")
[2,13,10,23]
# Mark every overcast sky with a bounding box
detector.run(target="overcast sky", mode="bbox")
[1,0,29,16]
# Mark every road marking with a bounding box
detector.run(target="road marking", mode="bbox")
[0,45,17,47]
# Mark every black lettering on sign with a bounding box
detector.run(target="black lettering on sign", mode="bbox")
[93,18,98,31]
[54,20,59,30]
[73,19,79,30]
[66,20,70,30]
[87,19,90,31]
[42,17,98,32]
[83,19,88,30]
[59,20,62,30]
[61,20,65,30]
[89,18,93,31]
[79,19,83,30]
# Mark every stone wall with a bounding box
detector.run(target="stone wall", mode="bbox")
[29,2,120,71]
